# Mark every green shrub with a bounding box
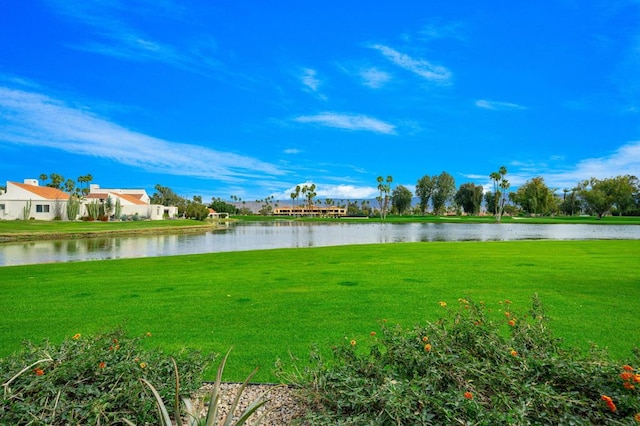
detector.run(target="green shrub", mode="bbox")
[1,329,213,425]
[281,296,640,425]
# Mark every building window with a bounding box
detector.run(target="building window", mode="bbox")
[36,204,50,213]
[0,204,5,210]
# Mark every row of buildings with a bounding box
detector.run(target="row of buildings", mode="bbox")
[0,179,178,221]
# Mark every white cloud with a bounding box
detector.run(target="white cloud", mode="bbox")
[0,86,284,183]
[544,141,640,188]
[475,100,527,111]
[301,68,320,92]
[360,67,391,88]
[463,142,640,193]
[370,44,451,83]
[283,148,301,154]
[277,183,378,200]
[295,112,396,134]
[46,0,223,77]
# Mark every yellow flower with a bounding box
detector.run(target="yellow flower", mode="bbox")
[140,362,147,369]
[422,336,429,342]
[438,301,447,307]
[424,343,432,352]
[510,350,518,357]
[350,340,356,346]
[72,333,81,340]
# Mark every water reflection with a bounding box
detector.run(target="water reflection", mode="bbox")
[1,221,639,267]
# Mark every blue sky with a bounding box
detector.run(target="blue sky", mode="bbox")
[1,1,639,202]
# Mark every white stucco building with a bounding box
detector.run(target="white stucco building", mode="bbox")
[0,179,178,221]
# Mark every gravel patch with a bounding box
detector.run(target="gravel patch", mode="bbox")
[195,382,307,425]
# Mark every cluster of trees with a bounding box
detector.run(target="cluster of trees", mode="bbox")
[37,173,95,196]
[384,169,639,219]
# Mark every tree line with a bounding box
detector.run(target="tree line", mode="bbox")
[389,168,639,219]
[26,169,640,221]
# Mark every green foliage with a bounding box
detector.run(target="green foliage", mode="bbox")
[185,201,210,220]
[21,199,32,220]
[283,296,640,424]
[510,176,557,216]
[0,329,212,425]
[86,200,102,220]
[391,185,412,215]
[454,182,483,215]
[65,195,81,220]
[209,197,237,215]
[431,171,456,215]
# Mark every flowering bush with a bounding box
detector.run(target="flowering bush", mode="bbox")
[1,329,212,425]
[281,295,640,424]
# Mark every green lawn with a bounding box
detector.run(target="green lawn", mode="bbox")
[1,240,639,382]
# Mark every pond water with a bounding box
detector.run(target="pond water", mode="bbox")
[1,221,639,267]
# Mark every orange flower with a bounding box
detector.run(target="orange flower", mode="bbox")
[350,339,356,346]
[634,374,640,383]
[623,382,635,390]
[634,413,640,422]
[422,336,429,342]
[34,368,44,376]
[504,300,512,304]
[99,362,106,369]
[463,392,473,400]
[424,344,432,352]
[504,312,511,318]
[72,333,81,340]
[370,331,376,337]
[623,365,634,372]
[510,350,518,357]
[508,319,516,327]
[439,301,447,307]
[621,372,634,381]
[601,395,616,412]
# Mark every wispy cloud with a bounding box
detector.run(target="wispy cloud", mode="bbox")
[475,100,527,111]
[277,183,378,200]
[283,148,301,154]
[46,0,221,76]
[295,112,396,134]
[360,67,391,88]
[370,44,452,83]
[418,20,466,41]
[301,68,320,91]
[0,86,284,182]
[465,141,640,192]
[544,141,640,188]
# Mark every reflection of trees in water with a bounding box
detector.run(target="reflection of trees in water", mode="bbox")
[84,238,113,252]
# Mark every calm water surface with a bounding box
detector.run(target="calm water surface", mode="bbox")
[1,221,639,266]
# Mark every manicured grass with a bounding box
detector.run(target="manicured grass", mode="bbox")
[0,219,213,234]
[1,240,638,382]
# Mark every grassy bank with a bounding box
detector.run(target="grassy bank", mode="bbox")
[0,219,222,242]
[1,240,638,382]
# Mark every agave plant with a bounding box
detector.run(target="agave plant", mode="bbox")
[123,348,282,426]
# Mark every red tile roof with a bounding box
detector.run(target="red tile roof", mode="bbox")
[12,182,70,200]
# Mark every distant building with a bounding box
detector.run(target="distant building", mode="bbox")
[0,179,69,220]
[87,184,177,220]
[0,179,177,220]
[273,205,347,217]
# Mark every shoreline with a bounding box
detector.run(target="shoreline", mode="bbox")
[0,223,223,244]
